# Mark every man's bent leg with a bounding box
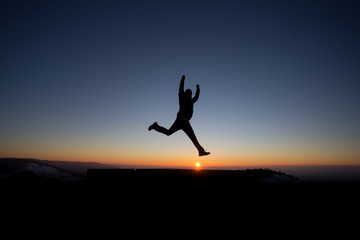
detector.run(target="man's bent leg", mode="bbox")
[182,121,210,156]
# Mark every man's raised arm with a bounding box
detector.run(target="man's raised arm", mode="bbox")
[193,84,200,103]
[179,75,185,93]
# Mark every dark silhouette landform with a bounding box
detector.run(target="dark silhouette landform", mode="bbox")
[87,168,305,190]
[0,157,115,182]
[1,157,359,229]
[1,157,358,198]
[1,158,359,209]
[1,157,304,189]
[2,158,359,190]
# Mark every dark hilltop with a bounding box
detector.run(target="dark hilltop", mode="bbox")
[1,157,359,232]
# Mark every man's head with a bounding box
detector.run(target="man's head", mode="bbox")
[185,89,192,98]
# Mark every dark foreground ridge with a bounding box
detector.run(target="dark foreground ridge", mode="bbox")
[1,158,359,202]
[86,168,358,204]
[1,158,359,231]
[87,168,304,191]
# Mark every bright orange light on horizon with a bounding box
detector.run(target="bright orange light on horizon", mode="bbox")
[195,162,200,168]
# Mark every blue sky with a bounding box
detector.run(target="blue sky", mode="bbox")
[1,0,359,167]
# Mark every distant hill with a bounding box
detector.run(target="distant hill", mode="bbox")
[0,158,306,187]
[0,157,117,183]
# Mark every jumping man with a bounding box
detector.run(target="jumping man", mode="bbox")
[148,75,210,156]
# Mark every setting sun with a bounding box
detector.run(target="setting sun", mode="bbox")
[195,162,201,168]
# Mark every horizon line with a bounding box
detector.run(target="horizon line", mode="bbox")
[2,157,360,169]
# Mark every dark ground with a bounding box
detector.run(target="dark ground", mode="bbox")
[1,165,359,235]
[2,168,359,210]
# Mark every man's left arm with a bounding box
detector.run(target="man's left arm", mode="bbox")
[193,84,200,103]
[179,75,185,93]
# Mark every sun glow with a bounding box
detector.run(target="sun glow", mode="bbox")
[195,162,201,168]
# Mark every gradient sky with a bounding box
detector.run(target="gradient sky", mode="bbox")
[1,0,360,168]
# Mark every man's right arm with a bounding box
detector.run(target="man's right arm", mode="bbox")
[179,75,185,93]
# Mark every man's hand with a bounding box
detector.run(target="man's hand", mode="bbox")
[179,75,185,93]
[193,84,200,102]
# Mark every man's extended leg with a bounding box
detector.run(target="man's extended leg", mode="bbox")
[148,119,181,136]
[182,121,210,156]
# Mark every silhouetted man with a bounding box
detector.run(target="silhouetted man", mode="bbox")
[148,75,210,156]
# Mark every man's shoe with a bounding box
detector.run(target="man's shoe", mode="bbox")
[148,122,158,131]
[199,150,210,157]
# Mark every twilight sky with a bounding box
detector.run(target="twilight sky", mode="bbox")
[1,0,360,168]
